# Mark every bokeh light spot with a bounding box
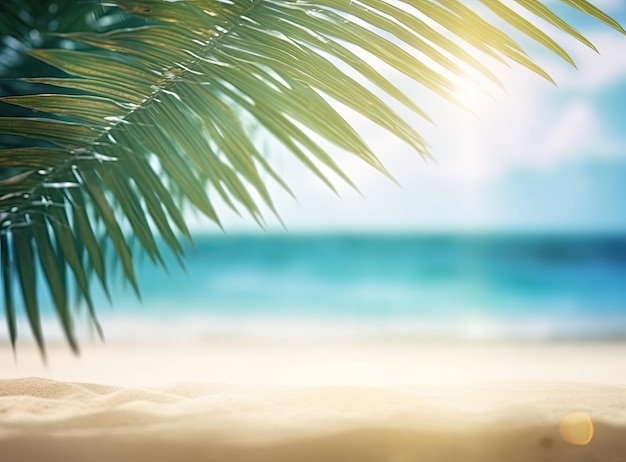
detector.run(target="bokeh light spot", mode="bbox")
[560,412,594,446]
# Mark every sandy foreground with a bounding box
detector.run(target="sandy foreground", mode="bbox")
[1,341,626,461]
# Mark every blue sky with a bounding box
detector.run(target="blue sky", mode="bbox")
[193,0,626,234]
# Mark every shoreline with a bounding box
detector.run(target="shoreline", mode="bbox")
[2,340,626,387]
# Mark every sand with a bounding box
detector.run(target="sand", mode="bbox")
[1,341,626,461]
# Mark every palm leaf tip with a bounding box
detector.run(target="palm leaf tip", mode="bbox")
[0,0,623,354]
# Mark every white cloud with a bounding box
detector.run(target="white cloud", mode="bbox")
[548,32,626,89]
[539,103,599,161]
[473,98,622,173]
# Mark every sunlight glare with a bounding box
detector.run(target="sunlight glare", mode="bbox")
[455,79,483,107]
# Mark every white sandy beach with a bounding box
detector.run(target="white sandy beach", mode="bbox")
[1,341,626,461]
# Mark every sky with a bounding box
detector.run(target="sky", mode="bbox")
[192,0,626,234]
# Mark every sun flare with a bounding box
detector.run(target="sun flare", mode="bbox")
[455,79,484,106]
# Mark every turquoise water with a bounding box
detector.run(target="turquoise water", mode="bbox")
[7,234,626,341]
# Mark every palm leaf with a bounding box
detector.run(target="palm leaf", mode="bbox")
[0,0,623,355]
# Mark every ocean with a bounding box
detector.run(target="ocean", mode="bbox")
[6,234,626,343]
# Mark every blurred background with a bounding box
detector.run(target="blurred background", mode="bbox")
[3,0,626,347]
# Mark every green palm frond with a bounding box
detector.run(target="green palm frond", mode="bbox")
[0,0,623,356]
